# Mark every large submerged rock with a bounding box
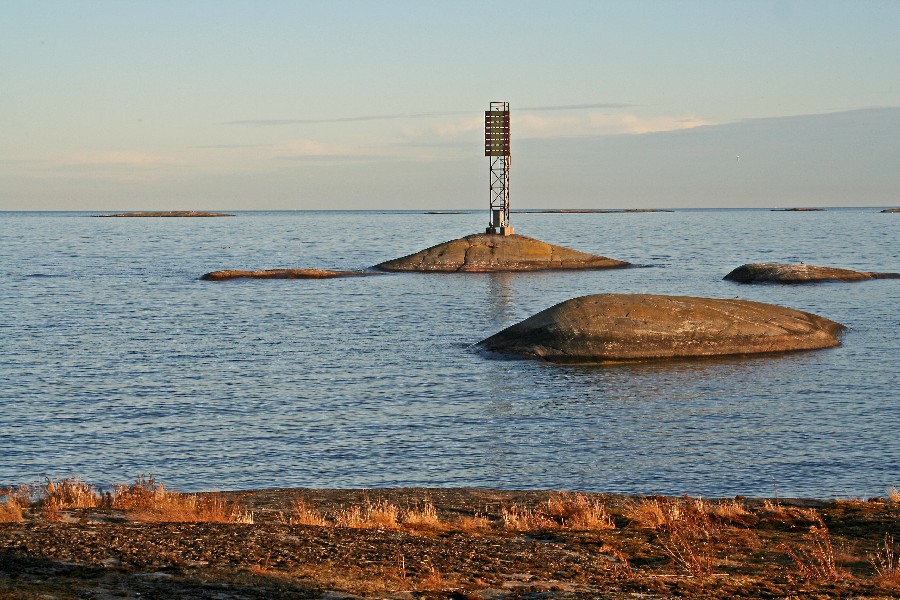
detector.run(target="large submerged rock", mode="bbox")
[724,263,900,283]
[477,294,845,363]
[201,268,377,281]
[374,233,629,272]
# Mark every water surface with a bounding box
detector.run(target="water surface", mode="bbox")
[1,209,897,498]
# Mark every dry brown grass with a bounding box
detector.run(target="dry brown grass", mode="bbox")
[599,543,635,579]
[870,534,900,587]
[708,499,754,525]
[334,500,400,529]
[111,476,252,523]
[501,493,616,532]
[287,498,327,527]
[545,493,616,530]
[501,504,556,530]
[401,500,445,531]
[623,497,667,529]
[625,496,720,578]
[452,513,492,533]
[42,477,100,510]
[416,566,446,590]
[0,498,25,523]
[887,487,900,504]
[781,522,848,583]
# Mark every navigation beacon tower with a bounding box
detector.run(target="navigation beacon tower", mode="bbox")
[484,101,513,235]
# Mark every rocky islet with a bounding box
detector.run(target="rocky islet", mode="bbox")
[374,233,630,272]
[477,293,845,363]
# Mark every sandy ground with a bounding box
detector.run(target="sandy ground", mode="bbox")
[2,487,900,599]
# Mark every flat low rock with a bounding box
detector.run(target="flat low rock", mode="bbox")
[201,268,377,281]
[477,294,845,362]
[374,233,630,272]
[724,263,900,283]
[97,211,234,217]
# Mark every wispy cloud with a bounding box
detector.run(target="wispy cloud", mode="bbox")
[67,151,178,167]
[223,102,634,127]
[520,102,633,111]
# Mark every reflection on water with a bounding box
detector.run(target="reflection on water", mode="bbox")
[485,272,517,330]
[0,209,897,498]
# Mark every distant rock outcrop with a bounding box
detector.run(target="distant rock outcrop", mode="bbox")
[201,269,378,281]
[770,208,825,212]
[374,233,630,272]
[724,263,900,283]
[516,209,674,214]
[881,208,900,213]
[98,211,234,217]
[476,294,845,363]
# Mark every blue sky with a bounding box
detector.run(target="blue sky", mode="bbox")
[2,0,899,210]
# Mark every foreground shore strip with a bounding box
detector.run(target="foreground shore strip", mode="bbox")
[2,479,900,598]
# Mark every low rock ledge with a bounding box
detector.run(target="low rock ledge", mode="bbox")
[724,263,900,283]
[201,268,378,281]
[97,211,234,217]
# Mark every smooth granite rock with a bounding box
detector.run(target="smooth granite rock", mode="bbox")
[477,293,845,363]
[724,263,900,283]
[201,268,377,281]
[374,233,630,272]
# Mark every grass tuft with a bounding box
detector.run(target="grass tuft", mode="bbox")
[288,498,327,527]
[870,533,900,587]
[402,500,444,531]
[453,513,492,533]
[334,500,401,529]
[42,477,100,510]
[887,487,900,504]
[111,476,251,523]
[0,496,25,523]
[545,493,616,530]
[781,521,848,582]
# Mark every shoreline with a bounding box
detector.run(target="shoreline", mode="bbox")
[3,484,899,598]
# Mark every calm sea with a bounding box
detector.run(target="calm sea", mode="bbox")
[1,209,898,498]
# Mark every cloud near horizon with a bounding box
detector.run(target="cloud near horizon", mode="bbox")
[222,102,634,127]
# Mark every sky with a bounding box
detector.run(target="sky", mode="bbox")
[2,0,899,211]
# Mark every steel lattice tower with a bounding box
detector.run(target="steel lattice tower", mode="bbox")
[484,102,512,235]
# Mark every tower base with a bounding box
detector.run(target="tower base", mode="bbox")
[486,226,515,236]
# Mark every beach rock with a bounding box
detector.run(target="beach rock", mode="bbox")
[724,263,900,283]
[374,233,629,272]
[97,211,234,217]
[881,207,900,213]
[201,268,377,281]
[476,294,844,362]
